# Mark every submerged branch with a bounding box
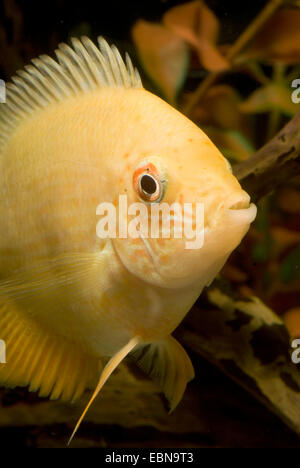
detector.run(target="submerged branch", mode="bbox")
[234,109,300,202]
[179,286,300,437]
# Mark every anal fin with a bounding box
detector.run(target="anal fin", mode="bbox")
[130,335,195,412]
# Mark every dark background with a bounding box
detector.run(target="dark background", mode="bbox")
[0,0,267,80]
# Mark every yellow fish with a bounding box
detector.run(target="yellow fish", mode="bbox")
[0,37,257,442]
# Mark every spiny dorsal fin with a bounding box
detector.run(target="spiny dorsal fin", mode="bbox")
[0,36,143,153]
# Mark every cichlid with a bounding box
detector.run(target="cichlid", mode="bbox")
[0,37,257,441]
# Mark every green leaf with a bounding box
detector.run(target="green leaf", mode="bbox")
[204,127,254,162]
[252,241,271,263]
[240,83,297,116]
[280,245,300,284]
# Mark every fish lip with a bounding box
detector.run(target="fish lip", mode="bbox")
[227,192,251,211]
[226,202,257,224]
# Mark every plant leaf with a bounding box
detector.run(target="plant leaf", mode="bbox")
[204,127,254,162]
[243,7,300,64]
[240,83,297,116]
[132,20,189,105]
[193,84,252,137]
[277,187,300,214]
[163,0,228,71]
[284,307,300,338]
[280,246,300,284]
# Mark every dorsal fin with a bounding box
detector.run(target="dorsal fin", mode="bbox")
[0,36,143,153]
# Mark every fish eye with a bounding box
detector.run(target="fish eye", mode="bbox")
[133,162,163,203]
[140,173,158,195]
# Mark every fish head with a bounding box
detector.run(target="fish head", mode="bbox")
[111,91,257,290]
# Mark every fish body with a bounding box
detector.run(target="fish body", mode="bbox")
[0,88,210,355]
[0,37,257,436]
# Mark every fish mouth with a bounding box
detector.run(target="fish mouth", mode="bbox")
[226,194,257,224]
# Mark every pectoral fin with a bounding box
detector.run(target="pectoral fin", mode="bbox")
[68,335,141,445]
[0,301,100,402]
[130,335,194,412]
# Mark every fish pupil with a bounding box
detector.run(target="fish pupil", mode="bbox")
[140,174,157,195]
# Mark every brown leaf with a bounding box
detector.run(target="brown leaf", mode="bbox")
[221,263,248,283]
[163,0,228,71]
[284,308,300,338]
[277,187,300,214]
[197,40,229,72]
[244,7,300,64]
[192,85,251,135]
[272,226,300,257]
[163,0,217,46]
[132,20,188,104]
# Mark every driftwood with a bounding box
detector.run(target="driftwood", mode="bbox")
[180,286,300,436]
[0,334,299,448]
[234,109,300,202]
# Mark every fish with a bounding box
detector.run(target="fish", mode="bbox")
[0,36,257,443]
